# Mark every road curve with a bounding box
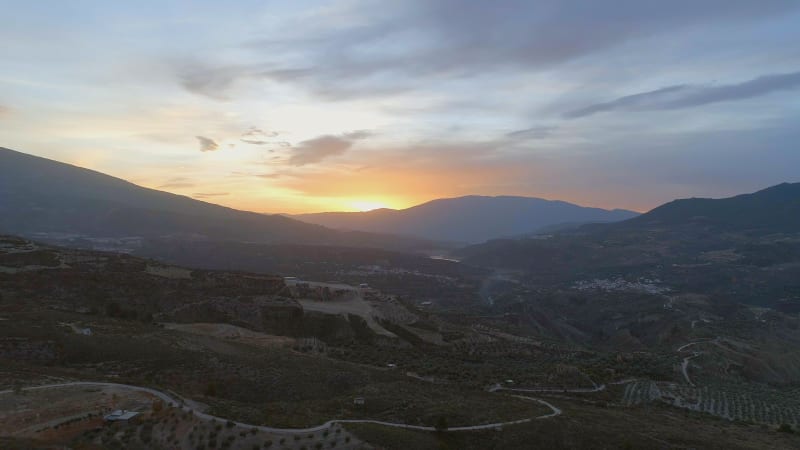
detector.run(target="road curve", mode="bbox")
[491,384,606,394]
[0,381,561,434]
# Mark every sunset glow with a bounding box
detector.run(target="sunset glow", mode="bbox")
[348,200,392,212]
[1,2,799,214]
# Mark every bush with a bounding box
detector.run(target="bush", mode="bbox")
[778,423,794,433]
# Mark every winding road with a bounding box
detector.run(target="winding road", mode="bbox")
[1,381,562,434]
[489,384,606,394]
[677,338,719,386]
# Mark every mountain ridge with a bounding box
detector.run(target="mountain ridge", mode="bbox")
[294,195,639,243]
[0,147,440,251]
[609,181,800,232]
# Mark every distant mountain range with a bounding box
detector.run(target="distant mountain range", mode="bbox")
[0,147,436,251]
[294,196,639,243]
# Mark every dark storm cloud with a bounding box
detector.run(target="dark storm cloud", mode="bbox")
[177,0,799,100]
[196,136,220,152]
[565,71,800,118]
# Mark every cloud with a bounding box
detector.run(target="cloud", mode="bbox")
[158,177,194,189]
[239,126,286,147]
[178,61,312,99]
[342,130,373,140]
[0,105,10,117]
[193,192,229,199]
[565,71,800,118]
[283,131,372,166]
[179,1,798,101]
[159,182,195,189]
[288,135,353,166]
[196,136,220,152]
[506,126,557,139]
[273,138,533,200]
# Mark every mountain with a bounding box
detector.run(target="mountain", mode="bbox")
[616,182,800,232]
[294,195,639,243]
[0,147,437,251]
[454,183,800,309]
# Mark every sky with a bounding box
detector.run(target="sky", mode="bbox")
[1,0,799,214]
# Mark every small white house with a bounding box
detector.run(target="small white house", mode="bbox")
[104,410,140,422]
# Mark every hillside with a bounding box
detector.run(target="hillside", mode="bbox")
[3,235,800,449]
[455,183,800,309]
[294,195,638,243]
[618,182,800,232]
[0,147,436,251]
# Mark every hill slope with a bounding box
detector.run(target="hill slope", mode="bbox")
[0,147,434,251]
[618,182,800,232]
[454,183,800,308]
[295,195,638,243]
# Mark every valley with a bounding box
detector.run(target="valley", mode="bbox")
[2,153,800,449]
[2,219,800,449]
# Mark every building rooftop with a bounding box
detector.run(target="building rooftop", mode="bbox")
[104,410,140,421]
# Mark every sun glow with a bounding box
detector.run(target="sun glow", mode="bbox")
[349,200,391,212]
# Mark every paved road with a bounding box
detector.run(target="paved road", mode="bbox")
[681,353,702,387]
[677,339,719,386]
[677,338,716,352]
[490,384,606,394]
[1,381,561,434]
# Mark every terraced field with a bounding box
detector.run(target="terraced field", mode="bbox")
[622,381,800,426]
